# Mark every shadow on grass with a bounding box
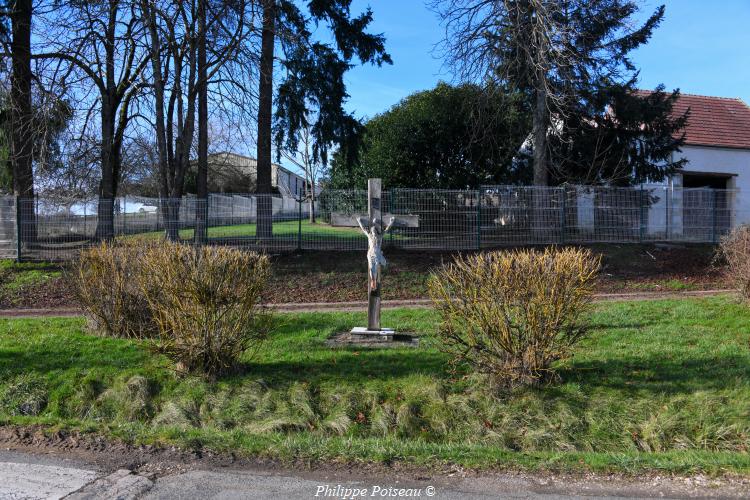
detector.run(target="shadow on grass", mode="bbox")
[560,354,750,394]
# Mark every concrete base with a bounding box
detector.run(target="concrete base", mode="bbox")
[351,326,395,340]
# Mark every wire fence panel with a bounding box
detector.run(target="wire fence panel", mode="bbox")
[390,189,479,250]
[0,196,15,259]
[2,185,745,261]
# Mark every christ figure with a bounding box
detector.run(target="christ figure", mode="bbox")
[357,216,396,289]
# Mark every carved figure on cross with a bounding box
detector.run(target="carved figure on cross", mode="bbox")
[356,215,396,289]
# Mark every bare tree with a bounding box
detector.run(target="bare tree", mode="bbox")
[33,0,151,239]
[195,0,208,242]
[282,122,321,223]
[434,0,575,186]
[140,0,250,240]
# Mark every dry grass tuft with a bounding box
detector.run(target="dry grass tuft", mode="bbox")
[0,373,48,416]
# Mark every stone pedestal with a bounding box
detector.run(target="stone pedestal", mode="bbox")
[350,327,395,341]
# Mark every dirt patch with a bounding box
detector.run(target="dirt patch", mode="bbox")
[0,264,75,309]
[265,243,727,303]
[0,243,728,310]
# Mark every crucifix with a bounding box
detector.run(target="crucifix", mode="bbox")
[344,178,418,337]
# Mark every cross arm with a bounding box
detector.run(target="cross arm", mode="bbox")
[331,213,420,228]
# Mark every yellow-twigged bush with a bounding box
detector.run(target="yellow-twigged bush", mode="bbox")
[428,248,601,388]
[72,241,158,339]
[719,225,750,302]
[139,242,272,377]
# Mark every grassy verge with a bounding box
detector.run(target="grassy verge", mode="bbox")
[1,296,749,474]
[125,220,364,242]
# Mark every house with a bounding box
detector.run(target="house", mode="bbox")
[644,93,750,237]
[190,152,309,198]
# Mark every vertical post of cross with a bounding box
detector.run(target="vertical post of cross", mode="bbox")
[367,178,382,331]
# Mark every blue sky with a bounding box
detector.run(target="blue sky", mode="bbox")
[342,0,750,120]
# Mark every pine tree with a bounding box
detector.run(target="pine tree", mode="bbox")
[255,0,391,237]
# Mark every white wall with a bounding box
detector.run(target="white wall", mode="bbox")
[677,145,750,226]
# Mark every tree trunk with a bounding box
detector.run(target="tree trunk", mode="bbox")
[142,0,169,212]
[308,186,316,224]
[531,86,549,241]
[95,104,117,240]
[164,198,181,241]
[10,0,36,245]
[532,87,549,186]
[195,0,209,243]
[94,1,118,241]
[255,0,275,239]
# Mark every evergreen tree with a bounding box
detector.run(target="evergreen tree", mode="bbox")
[549,84,687,185]
[328,82,531,189]
[255,0,391,237]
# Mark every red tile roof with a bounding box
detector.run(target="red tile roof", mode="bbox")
[639,91,750,150]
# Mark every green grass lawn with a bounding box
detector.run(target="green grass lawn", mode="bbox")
[125,220,365,242]
[0,260,61,291]
[1,296,749,474]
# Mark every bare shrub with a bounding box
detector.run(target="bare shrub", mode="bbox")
[719,225,750,302]
[139,242,272,377]
[72,241,158,339]
[428,248,601,388]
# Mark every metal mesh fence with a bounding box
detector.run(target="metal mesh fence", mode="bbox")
[2,185,744,261]
[0,196,15,259]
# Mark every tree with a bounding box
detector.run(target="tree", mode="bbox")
[8,0,35,241]
[282,119,323,222]
[256,0,274,238]
[0,84,73,194]
[34,0,151,240]
[328,82,531,189]
[140,0,248,240]
[194,0,208,242]
[254,0,391,238]
[434,0,668,186]
[548,84,688,185]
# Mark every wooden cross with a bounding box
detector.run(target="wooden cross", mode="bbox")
[345,179,418,333]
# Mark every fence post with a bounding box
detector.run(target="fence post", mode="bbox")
[665,186,671,241]
[476,189,482,250]
[297,198,302,251]
[388,189,395,247]
[15,196,22,263]
[122,195,127,235]
[560,188,566,244]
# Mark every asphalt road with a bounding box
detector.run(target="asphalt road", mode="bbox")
[1,450,748,499]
